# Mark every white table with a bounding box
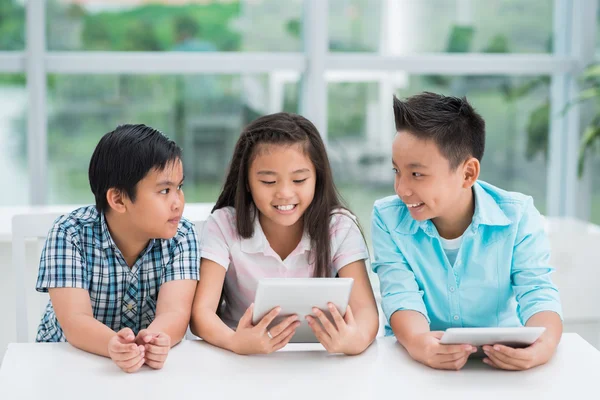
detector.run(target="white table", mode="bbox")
[1,334,599,399]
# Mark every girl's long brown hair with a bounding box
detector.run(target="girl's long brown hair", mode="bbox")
[214,112,351,278]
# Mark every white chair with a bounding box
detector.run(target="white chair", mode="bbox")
[12,212,64,342]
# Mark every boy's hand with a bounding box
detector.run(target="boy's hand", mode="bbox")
[482,337,557,370]
[231,304,300,355]
[108,328,145,373]
[406,331,476,370]
[136,329,171,370]
[306,303,366,355]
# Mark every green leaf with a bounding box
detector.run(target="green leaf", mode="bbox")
[581,64,600,81]
[577,124,600,177]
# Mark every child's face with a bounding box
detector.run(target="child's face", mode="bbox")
[392,131,467,221]
[248,143,316,230]
[124,159,185,239]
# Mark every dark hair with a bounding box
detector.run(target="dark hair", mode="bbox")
[393,92,485,169]
[89,124,182,213]
[214,112,350,279]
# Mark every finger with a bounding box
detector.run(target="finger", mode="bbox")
[145,351,168,364]
[117,328,135,342]
[238,303,254,328]
[483,357,502,369]
[439,354,470,370]
[111,341,139,354]
[435,351,471,363]
[145,359,165,370]
[123,357,146,373]
[327,303,347,331]
[118,353,144,370]
[312,307,338,338]
[255,306,281,331]
[484,347,531,370]
[487,344,531,361]
[271,330,295,352]
[343,304,355,324]
[137,329,155,344]
[268,315,299,338]
[149,332,170,347]
[112,349,143,362]
[307,315,332,348]
[485,352,521,371]
[145,343,169,355]
[431,331,445,339]
[437,344,474,355]
[272,321,301,345]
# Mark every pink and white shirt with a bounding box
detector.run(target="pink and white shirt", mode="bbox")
[200,207,369,324]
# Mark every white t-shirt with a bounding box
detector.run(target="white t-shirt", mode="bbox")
[200,207,369,324]
[439,234,463,267]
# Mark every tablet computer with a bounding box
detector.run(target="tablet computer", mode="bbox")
[252,278,354,343]
[440,327,546,353]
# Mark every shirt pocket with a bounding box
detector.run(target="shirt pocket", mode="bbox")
[457,245,501,325]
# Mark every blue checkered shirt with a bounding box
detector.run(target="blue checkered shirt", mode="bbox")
[35,205,200,342]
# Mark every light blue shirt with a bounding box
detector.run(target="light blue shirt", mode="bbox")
[372,181,562,336]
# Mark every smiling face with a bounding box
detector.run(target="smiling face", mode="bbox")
[247,142,316,233]
[392,131,470,222]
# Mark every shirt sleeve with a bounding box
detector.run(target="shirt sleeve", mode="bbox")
[511,197,563,324]
[371,206,430,324]
[36,223,88,293]
[330,212,369,273]
[199,212,231,270]
[164,221,200,282]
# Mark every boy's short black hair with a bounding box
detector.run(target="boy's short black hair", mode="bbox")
[393,92,485,169]
[89,124,182,213]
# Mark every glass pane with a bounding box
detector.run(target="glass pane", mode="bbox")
[0,74,28,205]
[329,74,550,244]
[592,155,600,224]
[47,73,300,204]
[0,0,25,50]
[329,0,553,54]
[47,0,303,52]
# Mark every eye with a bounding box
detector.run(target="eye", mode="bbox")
[293,178,307,184]
[177,184,183,190]
[260,181,276,185]
[160,188,169,194]
[412,172,423,178]
[392,168,398,174]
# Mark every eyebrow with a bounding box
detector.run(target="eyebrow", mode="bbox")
[156,176,185,187]
[391,159,427,169]
[256,168,310,176]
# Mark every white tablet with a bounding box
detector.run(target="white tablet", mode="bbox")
[252,278,354,343]
[440,327,546,350]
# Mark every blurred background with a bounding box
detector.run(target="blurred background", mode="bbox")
[1,0,599,356]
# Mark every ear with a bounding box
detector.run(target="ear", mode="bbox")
[461,157,480,188]
[106,188,128,214]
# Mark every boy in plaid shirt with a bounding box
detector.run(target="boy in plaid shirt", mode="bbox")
[36,124,199,373]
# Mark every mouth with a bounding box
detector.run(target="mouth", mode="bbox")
[168,217,181,224]
[406,202,425,211]
[273,204,298,214]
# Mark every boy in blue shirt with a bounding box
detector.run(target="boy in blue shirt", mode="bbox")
[36,124,199,373]
[372,92,562,371]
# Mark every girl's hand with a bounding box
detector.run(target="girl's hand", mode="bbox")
[406,331,475,370]
[482,338,557,370]
[231,304,300,355]
[306,303,367,355]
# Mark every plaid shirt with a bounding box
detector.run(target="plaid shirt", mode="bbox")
[35,206,199,342]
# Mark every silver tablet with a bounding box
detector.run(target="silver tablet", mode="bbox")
[440,327,546,350]
[252,278,354,343]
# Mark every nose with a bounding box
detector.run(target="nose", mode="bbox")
[171,189,183,211]
[275,181,295,199]
[395,174,413,198]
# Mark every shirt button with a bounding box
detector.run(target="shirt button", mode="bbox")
[453,315,459,321]
[127,303,135,311]
[449,286,455,293]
